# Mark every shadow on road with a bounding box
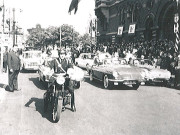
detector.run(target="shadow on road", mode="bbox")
[24,97,53,122]
[29,77,47,90]
[21,70,37,73]
[83,76,138,90]
[0,83,12,91]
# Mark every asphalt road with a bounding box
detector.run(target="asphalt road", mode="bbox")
[0,70,180,135]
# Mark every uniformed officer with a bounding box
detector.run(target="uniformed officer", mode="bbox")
[49,49,75,111]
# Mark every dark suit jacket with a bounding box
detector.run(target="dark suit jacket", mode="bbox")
[7,51,21,70]
[50,58,72,73]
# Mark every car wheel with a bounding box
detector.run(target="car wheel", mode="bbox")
[162,80,168,87]
[103,75,110,89]
[21,64,25,73]
[132,83,140,90]
[75,62,78,66]
[74,81,80,89]
[39,75,42,82]
[90,71,93,81]
[86,64,89,72]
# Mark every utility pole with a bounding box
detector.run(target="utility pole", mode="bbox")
[59,25,61,48]
[12,8,16,47]
[0,0,5,72]
[72,26,74,47]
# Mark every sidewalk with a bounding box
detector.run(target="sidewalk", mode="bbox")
[0,71,8,103]
[0,71,8,86]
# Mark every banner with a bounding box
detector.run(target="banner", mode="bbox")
[117,26,123,36]
[128,24,136,34]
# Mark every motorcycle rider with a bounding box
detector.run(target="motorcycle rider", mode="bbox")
[48,49,75,111]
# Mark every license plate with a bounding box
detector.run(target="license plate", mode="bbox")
[123,81,136,85]
[114,82,118,85]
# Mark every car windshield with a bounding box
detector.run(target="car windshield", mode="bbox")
[83,54,95,59]
[103,59,112,65]
[102,58,127,65]
[112,59,127,65]
[134,59,153,66]
[24,52,41,58]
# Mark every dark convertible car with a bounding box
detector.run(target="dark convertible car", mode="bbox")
[89,58,146,89]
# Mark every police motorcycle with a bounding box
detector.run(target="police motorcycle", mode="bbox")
[43,66,76,123]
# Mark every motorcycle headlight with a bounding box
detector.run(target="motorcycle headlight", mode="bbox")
[113,71,118,78]
[56,76,65,85]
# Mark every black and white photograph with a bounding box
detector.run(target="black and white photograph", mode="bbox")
[0,0,180,135]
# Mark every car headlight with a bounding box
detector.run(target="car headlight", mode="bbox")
[56,76,65,85]
[113,71,118,78]
[141,71,146,78]
[166,71,171,78]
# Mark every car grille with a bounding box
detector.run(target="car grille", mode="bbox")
[29,62,38,66]
[118,72,142,80]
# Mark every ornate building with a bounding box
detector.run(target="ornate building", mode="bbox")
[95,0,180,44]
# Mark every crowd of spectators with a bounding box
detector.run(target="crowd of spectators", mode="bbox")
[93,39,180,86]
[95,39,179,73]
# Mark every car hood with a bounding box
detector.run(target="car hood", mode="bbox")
[104,65,142,72]
[101,65,145,80]
[141,66,170,74]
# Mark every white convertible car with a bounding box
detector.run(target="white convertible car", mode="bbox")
[75,53,95,70]
[133,59,171,86]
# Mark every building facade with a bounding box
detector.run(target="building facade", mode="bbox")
[95,0,180,44]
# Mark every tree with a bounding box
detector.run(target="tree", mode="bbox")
[26,24,45,49]
[79,33,95,46]
[26,24,80,49]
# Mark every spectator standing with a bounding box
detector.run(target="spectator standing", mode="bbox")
[3,47,8,73]
[7,47,21,92]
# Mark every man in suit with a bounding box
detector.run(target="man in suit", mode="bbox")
[7,47,21,92]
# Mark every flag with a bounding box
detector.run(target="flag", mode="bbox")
[92,19,96,31]
[68,0,81,14]
[0,6,3,11]
[89,20,92,33]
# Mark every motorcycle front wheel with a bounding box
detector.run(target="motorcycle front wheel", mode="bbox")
[52,98,63,123]
[43,92,48,112]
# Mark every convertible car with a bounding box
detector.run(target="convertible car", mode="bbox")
[38,58,84,89]
[89,58,146,90]
[75,53,95,70]
[133,59,171,85]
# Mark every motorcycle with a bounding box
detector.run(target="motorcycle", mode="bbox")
[43,72,76,123]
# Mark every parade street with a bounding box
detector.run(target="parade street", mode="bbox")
[0,70,179,135]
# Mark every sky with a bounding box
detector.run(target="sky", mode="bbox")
[1,0,96,35]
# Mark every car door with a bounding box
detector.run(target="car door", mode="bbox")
[78,54,85,68]
[92,64,104,81]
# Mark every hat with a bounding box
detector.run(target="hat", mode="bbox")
[59,49,66,55]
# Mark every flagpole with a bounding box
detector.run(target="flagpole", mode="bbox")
[174,0,179,52]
